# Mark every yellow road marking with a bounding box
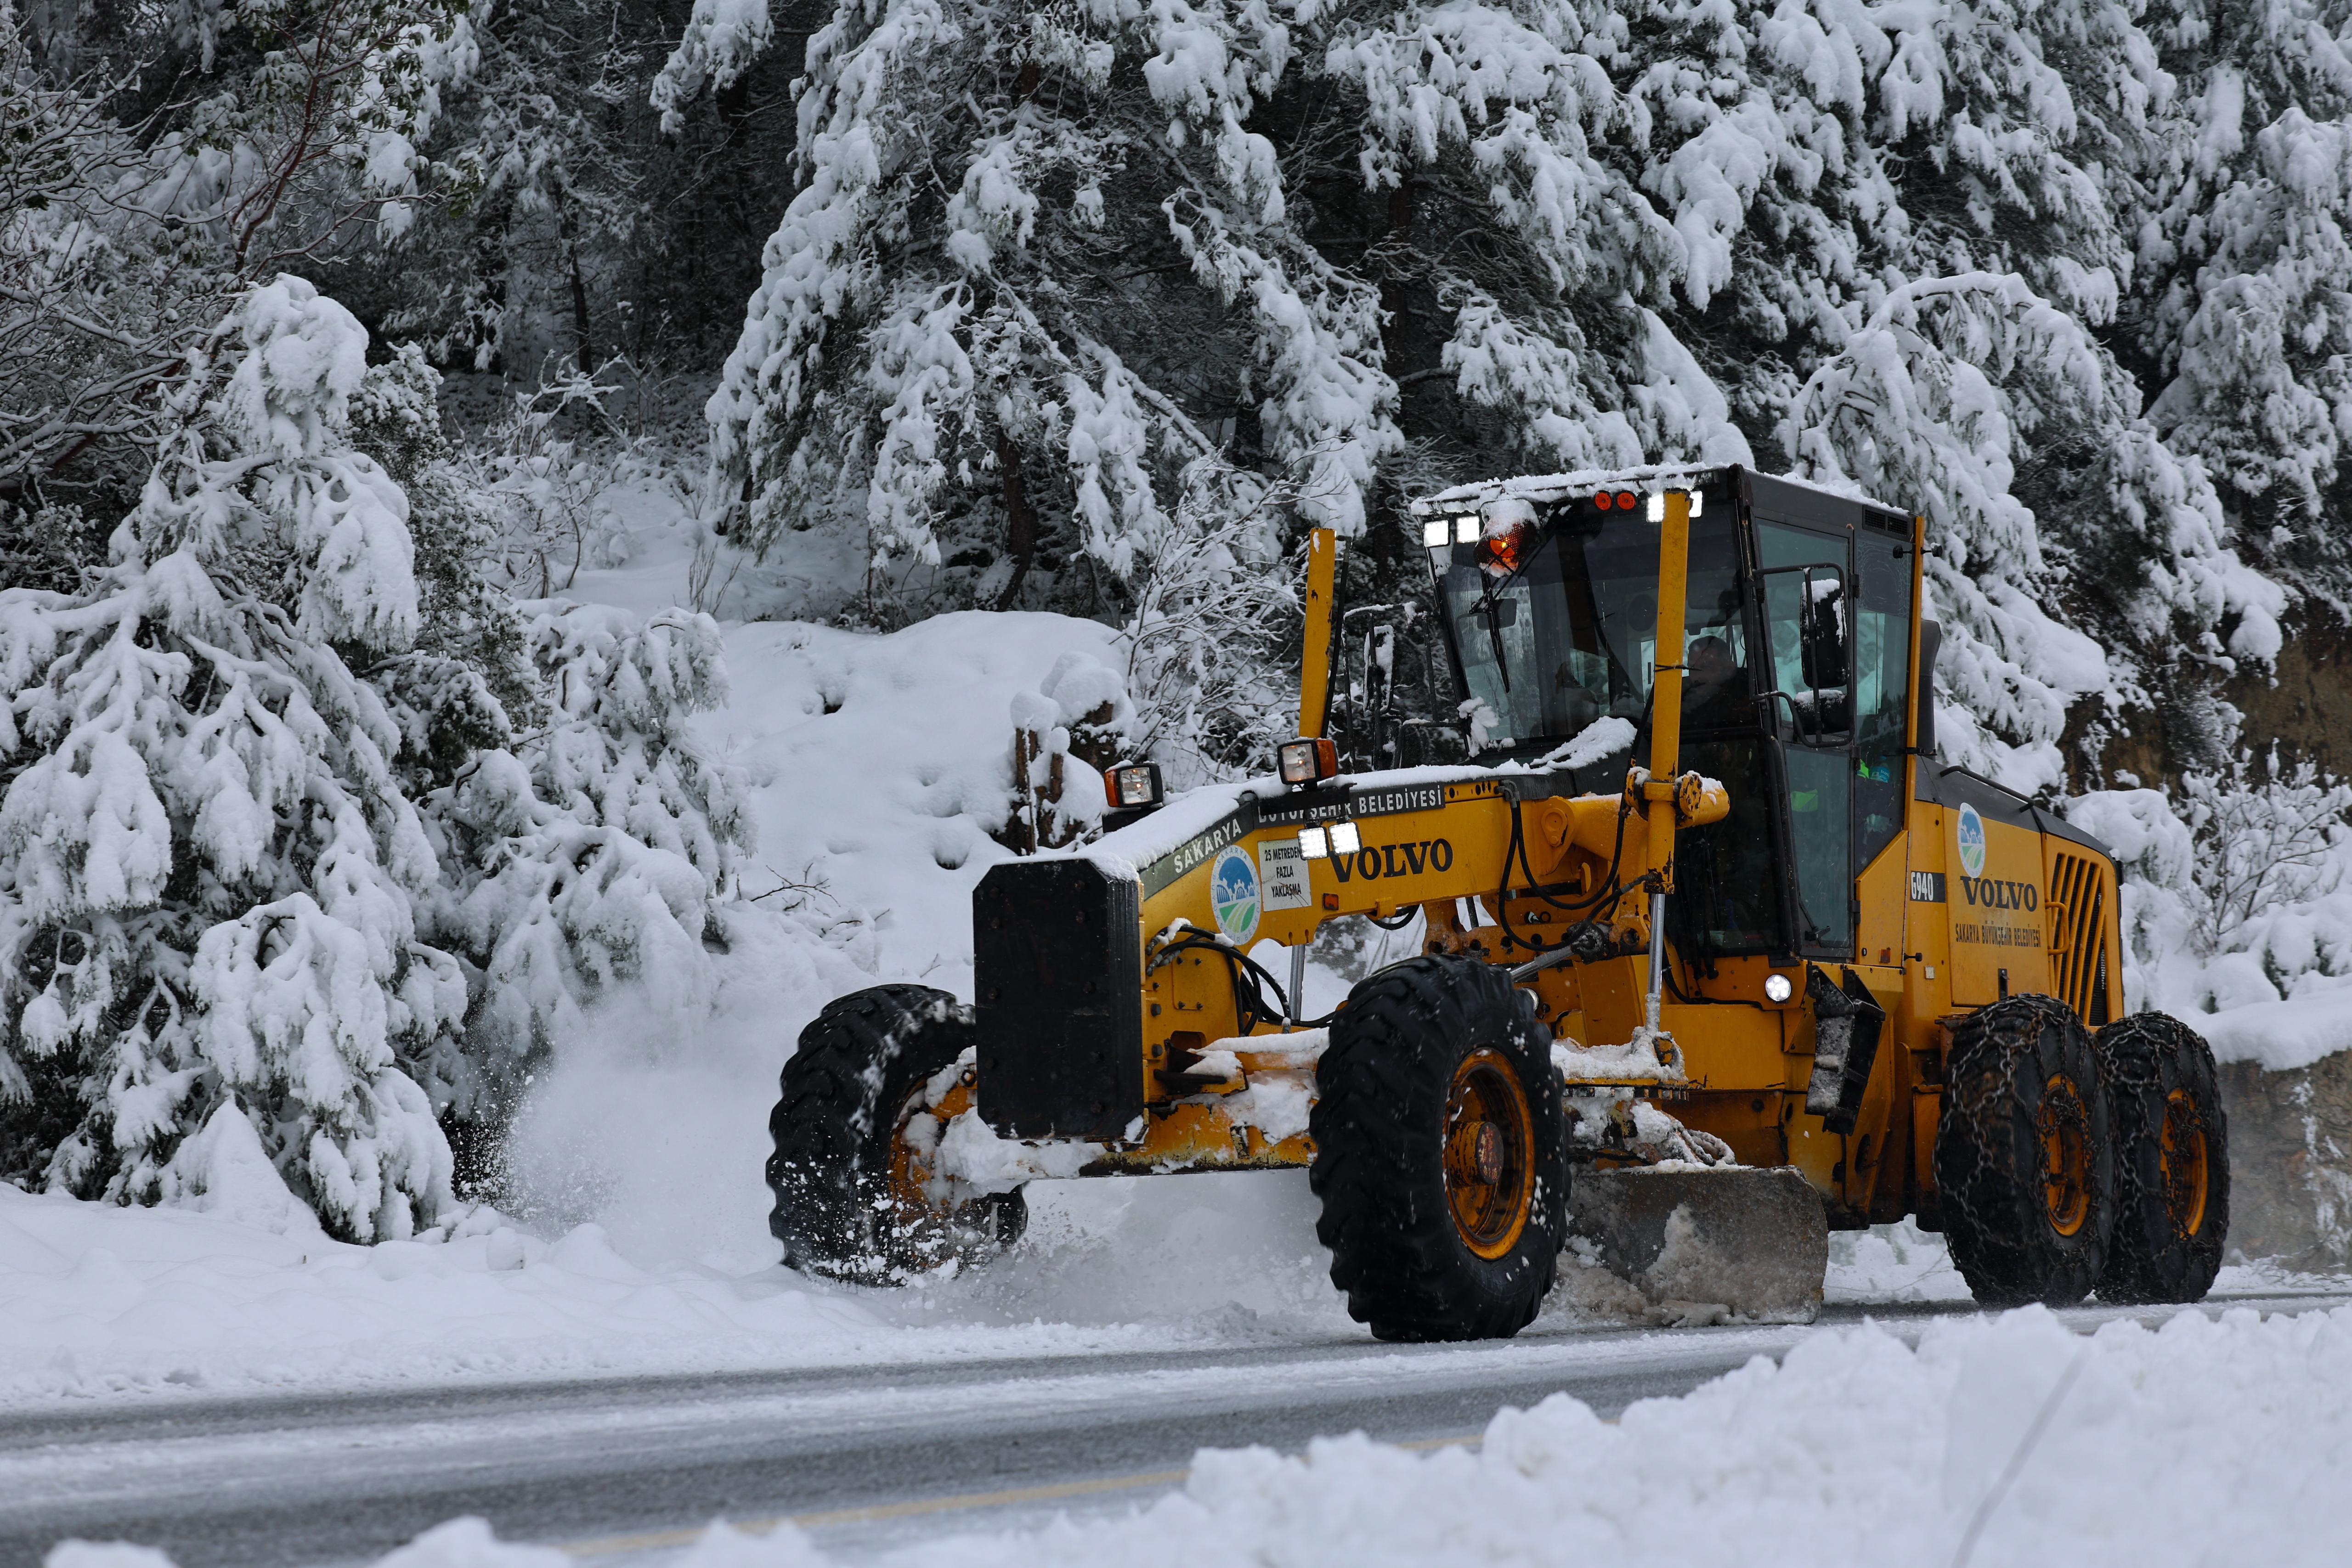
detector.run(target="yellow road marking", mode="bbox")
[556,1433,1484,1557]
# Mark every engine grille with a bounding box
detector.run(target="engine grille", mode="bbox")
[2048,851,2114,1026]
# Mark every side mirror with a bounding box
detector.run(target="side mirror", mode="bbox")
[1798,572,1848,688]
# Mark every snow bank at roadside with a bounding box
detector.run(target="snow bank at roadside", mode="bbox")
[53,1304,2352,1568]
[2198,980,2352,1073]
[490,611,1119,1266]
[0,1168,1367,1405]
[0,1181,1109,1404]
[695,612,1121,996]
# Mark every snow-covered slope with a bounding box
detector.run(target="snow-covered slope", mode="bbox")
[699,611,1121,991]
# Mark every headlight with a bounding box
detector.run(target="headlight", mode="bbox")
[1327,820,1362,855]
[1298,826,1330,859]
[1764,972,1794,1003]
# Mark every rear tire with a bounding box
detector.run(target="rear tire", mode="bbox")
[2095,1012,2228,1303]
[1309,955,1567,1341]
[1935,995,2114,1307]
[769,985,1027,1283]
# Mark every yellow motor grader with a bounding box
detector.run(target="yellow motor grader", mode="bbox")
[768,465,2229,1339]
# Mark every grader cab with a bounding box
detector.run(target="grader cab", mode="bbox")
[768,465,2228,1340]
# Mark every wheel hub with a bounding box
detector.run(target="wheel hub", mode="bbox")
[2039,1073,2093,1238]
[1472,1122,1506,1184]
[2160,1088,2210,1240]
[1443,1051,1535,1259]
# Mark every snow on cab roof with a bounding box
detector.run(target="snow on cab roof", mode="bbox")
[1411,463,1896,517]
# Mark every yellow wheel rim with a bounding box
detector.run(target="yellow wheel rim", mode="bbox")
[2039,1073,2092,1238]
[882,1076,974,1258]
[2160,1088,2210,1240]
[1444,1049,1535,1260]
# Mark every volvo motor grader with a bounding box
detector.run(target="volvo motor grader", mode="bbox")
[768,465,2229,1339]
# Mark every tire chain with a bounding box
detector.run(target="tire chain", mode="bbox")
[2093,1011,2228,1303]
[1934,993,2114,1307]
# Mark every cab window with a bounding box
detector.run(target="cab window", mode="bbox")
[1852,531,1912,871]
[1668,736,1789,957]
[1430,505,1745,754]
[1756,519,1854,953]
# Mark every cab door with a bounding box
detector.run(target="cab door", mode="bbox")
[1753,519,1856,959]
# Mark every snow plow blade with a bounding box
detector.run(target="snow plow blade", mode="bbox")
[1565,1166,1829,1324]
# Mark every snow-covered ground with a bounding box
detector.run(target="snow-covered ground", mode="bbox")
[9,1160,2340,1411]
[42,1303,2352,1568]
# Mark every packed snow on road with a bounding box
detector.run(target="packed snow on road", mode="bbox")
[31,1303,2352,1568]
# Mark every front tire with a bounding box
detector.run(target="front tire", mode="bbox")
[769,985,1027,1283]
[1309,956,1568,1341]
[2095,1012,2228,1303]
[1936,995,2115,1307]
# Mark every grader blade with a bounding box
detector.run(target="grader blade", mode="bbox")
[1565,1166,1828,1324]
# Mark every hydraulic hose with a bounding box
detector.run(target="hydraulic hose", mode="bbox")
[1153,936,1340,1034]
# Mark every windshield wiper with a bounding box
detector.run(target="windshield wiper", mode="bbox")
[1457,592,1518,690]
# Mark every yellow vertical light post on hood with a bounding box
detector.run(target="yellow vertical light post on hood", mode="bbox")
[1299,528,1340,739]
[1641,488,1695,1036]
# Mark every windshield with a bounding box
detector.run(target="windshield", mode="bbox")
[1432,508,1748,752]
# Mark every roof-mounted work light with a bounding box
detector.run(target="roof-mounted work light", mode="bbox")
[1103,762,1165,812]
[1278,737,1340,787]
[1645,488,1703,522]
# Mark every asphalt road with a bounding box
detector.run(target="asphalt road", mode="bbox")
[4,1287,2346,1568]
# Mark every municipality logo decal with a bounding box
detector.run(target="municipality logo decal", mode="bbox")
[1211,846,1261,943]
[1956,802,1988,880]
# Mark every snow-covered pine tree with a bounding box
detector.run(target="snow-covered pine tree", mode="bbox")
[2,270,758,1225]
[667,0,1778,629]
[1784,271,2284,790]
[0,275,464,1238]
[1558,1,2285,790]
[2129,0,2352,615]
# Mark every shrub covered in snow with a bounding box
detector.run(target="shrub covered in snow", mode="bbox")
[418,597,749,1127]
[0,276,461,1238]
[2072,750,2352,1022]
[0,277,758,1233]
